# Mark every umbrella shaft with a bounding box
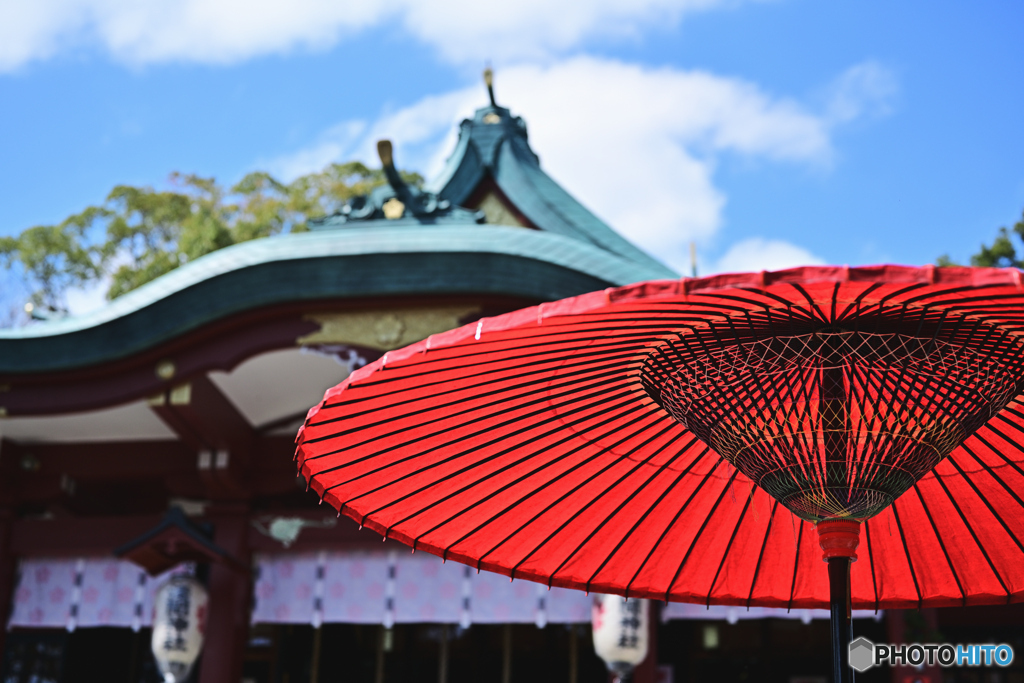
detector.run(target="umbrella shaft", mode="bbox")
[828,557,854,683]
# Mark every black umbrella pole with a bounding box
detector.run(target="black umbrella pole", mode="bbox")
[828,557,854,683]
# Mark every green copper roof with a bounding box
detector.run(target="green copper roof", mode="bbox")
[426,103,676,279]
[0,97,676,375]
[0,224,669,373]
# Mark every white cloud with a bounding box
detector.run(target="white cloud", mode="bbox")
[709,237,826,274]
[0,0,758,71]
[269,57,892,271]
[397,0,734,64]
[825,61,899,125]
[0,0,383,70]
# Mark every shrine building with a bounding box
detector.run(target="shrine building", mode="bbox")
[4,82,1005,683]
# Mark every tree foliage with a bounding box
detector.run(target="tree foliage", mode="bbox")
[938,208,1024,269]
[969,209,1024,268]
[0,162,421,316]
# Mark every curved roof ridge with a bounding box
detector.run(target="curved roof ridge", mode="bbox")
[431,103,676,279]
[0,224,669,345]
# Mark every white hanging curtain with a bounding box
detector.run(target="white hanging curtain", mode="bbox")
[250,550,590,626]
[8,553,881,631]
[8,558,188,631]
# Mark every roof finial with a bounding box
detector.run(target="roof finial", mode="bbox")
[377,139,394,169]
[376,139,411,209]
[483,66,497,107]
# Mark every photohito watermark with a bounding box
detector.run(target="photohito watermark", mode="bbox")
[849,637,1014,672]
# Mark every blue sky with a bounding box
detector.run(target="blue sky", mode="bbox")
[1,0,1022,291]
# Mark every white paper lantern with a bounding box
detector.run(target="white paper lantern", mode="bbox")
[592,594,649,681]
[151,576,208,683]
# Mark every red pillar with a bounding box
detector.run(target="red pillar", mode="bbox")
[888,609,941,683]
[0,508,15,659]
[632,602,659,683]
[198,504,251,683]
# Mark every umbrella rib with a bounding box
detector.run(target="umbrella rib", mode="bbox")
[789,283,830,323]
[900,284,1009,307]
[343,294,857,395]
[950,443,1024,558]
[862,520,879,611]
[294,274,1024,617]
[427,402,681,561]
[318,383,644,514]
[583,453,701,597]
[895,283,972,307]
[995,402,1024,428]
[909,483,967,607]
[745,499,779,610]
[546,429,689,593]
[953,442,1024,545]
[835,282,885,321]
[994,400,1024,424]
[318,332,648,405]
[401,412,674,551]
[504,422,682,581]
[334,303,767,385]
[663,468,740,602]
[876,282,931,310]
[410,414,668,552]
[785,517,804,613]
[830,282,840,323]
[704,489,755,607]
[888,504,924,609]
[306,359,635,451]
[620,448,716,599]
[697,294,815,324]
[972,422,1024,482]
[311,389,640,507]
[310,368,637,479]
[437,426,695,569]
[351,330,650,383]
[310,344,642,428]
[339,386,643,520]
[926,462,1012,602]
[729,287,816,315]
[678,295,793,319]
[965,431,1024,497]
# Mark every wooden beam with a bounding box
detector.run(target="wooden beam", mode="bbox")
[0,294,530,417]
[8,510,389,557]
[149,375,252,454]
[2,437,294,480]
[10,515,163,556]
[2,439,194,480]
[1,438,304,513]
[149,375,255,500]
[0,306,319,416]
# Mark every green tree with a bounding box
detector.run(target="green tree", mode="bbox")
[1,162,422,318]
[966,208,1024,268]
[0,210,105,311]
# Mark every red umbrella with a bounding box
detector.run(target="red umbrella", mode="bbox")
[296,265,1024,680]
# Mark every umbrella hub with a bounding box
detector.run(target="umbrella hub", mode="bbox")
[640,305,1024,521]
[816,519,860,561]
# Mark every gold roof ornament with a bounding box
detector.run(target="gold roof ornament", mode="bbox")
[382,197,405,220]
[483,66,497,107]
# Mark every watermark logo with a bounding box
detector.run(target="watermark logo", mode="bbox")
[849,637,1014,672]
[849,637,875,672]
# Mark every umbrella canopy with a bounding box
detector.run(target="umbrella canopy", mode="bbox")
[295,265,1024,612]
